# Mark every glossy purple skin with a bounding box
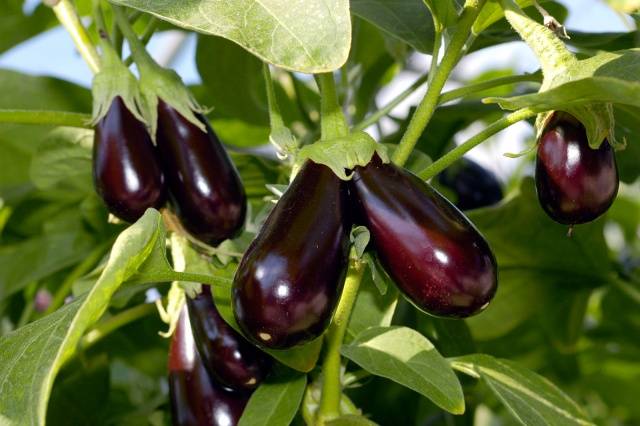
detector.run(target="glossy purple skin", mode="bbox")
[169,307,249,426]
[187,285,271,391]
[437,158,503,210]
[156,100,247,246]
[535,113,619,225]
[233,161,351,349]
[93,97,166,222]
[351,156,497,318]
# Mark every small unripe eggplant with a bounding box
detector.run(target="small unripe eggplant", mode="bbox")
[187,285,271,391]
[93,97,166,222]
[169,307,249,426]
[351,155,497,318]
[156,100,246,246]
[437,158,503,210]
[535,112,618,225]
[233,161,351,349]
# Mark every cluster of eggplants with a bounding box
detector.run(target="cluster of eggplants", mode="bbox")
[437,157,503,210]
[232,157,498,350]
[535,112,619,225]
[93,98,246,245]
[169,286,270,426]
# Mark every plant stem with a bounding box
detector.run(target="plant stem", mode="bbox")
[44,242,111,316]
[438,73,541,104]
[317,73,348,140]
[0,109,92,128]
[352,73,428,132]
[428,28,442,85]
[417,107,537,180]
[317,257,366,422]
[51,0,101,73]
[80,303,156,349]
[392,0,487,166]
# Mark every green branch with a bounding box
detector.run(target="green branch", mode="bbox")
[317,256,366,422]
[392,0,487,166]
[438,73,541,104]
[0,109,92,128]
[50,0,101,73]
[417,107,537,180]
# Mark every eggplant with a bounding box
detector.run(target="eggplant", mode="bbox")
[437,157,503,210]
[232,161,351,349]
[156,100,246,245]
[169,307,249,426]
[351,155,497,318]
[535,112,618,225]
[187,285,271,391]
[93,96,166,222]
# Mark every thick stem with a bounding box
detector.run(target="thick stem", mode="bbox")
[392,0,487,166]
[80,303,156,349]
[51,0,101,73]
[317,257,366,423]
[317,73,348,140]
[0,110,92,128]
[417,107,537,180]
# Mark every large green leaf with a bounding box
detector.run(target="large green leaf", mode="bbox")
[0,209,163,425]
[466,179,613,340]
[238,368,307,426]
[451,354,594,425]
[350,0,435,53]
[0,1,56,54]
[341,326,465,414]
[110,0,351,72]
[487,49,640,111]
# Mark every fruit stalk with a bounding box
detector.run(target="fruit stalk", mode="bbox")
[392,0,487,167]
[317,73,348,140]
[317,255,366,422]
[50,0,101,73]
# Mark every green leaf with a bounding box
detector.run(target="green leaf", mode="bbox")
[238,368,307,426]
[211,276,323,372]
[326,415,379,425]
[487,49,640,146]
[0,229,96,302]
[451,354,594,425]
[465,178,613,340]
[351,0,436,53]
[341,326,465,414]
[196,35,268,125]
[110,0,351,73]
[473,0,556,33]
[0,209,163,425]
[29,128,93,193]
[0,2,57,54]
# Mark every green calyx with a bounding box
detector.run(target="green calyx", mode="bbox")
[90,39,144,126]
[137,61,209,139]
[296,131,389,180]
[112,4,207,139]
[498,0,620,150]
